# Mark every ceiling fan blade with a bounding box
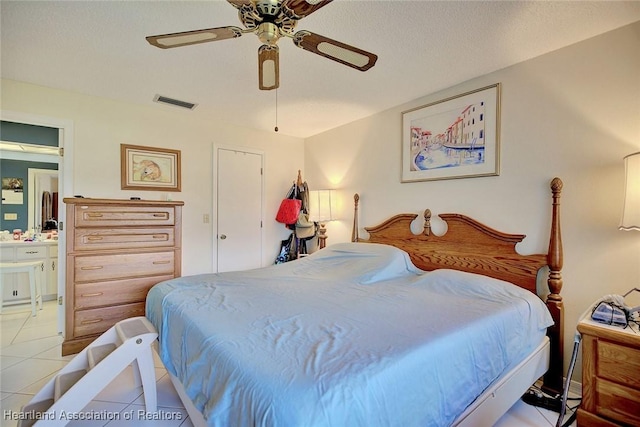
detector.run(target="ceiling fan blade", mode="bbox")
[146,26,243,49]
[227,0,253,9]
[282,0,333,19]
[293,31,377,71]
[258,45,280,90]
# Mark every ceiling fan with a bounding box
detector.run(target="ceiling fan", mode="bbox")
[146,0,378,91]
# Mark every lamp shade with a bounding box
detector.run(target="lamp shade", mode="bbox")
[620,152,640,231]
[309,190,334,222]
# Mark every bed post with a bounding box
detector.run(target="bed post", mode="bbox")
[543,177,564,396]
[352,193,360,242]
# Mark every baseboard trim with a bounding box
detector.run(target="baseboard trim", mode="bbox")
[568,379,582,397]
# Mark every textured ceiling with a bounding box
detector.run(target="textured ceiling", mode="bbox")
[2,1,640,138]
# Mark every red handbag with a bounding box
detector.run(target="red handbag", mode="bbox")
[275,198,302,224]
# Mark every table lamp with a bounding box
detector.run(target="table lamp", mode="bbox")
[619,151,640,323]
[309,189,334,249]
[620,152,640,231]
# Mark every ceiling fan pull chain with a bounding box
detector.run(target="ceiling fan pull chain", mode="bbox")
[274,88,279,132]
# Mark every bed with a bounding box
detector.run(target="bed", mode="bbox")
[146,177,565,427]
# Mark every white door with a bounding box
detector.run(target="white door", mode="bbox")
[215,146,263,272]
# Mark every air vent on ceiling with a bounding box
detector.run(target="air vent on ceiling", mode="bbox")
[153,94,197,110]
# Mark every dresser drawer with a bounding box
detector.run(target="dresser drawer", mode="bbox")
[598,340,640,389]
[16,245,48,260]
[74,252,175,282]
[1,246,15,260]
[74,205,175,227]
[595,378,640,425]
[74,302,146,337]
[577,409,623,427]
[75,275,174,309]
[74,228,175,251]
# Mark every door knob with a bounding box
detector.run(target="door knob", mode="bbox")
[220,234,227,240]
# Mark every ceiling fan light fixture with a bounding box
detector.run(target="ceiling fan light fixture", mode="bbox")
[257,22,280,45]
[317,42,370,68]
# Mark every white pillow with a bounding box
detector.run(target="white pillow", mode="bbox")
[299,242,422,284]
[417,269,554,330]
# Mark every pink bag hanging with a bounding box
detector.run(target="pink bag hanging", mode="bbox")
[275,198,302,224]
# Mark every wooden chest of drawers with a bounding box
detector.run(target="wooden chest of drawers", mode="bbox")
[62,198,183,355]
[577,318,640,426]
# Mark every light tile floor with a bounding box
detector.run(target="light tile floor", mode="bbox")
[1,301,576,427]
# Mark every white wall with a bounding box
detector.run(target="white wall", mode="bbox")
[2,21,638,379]
[1,79,305,275]
[304,22,640,377]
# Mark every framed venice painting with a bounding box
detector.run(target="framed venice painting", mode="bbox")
[401,83,501,182]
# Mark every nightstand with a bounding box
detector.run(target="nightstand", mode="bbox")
[577,317,640,426]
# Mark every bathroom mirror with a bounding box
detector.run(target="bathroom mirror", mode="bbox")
[1,140,59,233]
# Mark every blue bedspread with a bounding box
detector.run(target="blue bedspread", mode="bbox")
[146,243,552,427]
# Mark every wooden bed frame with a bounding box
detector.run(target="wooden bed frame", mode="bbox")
[351,177,565,396]
[167,178,565,427]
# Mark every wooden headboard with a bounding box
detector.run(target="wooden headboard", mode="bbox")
[351,178,564,395]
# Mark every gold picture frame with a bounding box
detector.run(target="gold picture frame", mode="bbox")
[401,83,501,182]
[121,144,181,191]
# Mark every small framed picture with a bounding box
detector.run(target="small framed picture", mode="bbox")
[1,177,24,204]
[401,83,501,182]
[121,144,181,191]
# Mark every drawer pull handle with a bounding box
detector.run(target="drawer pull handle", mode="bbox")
[153,260,171,265]
[152,235,166,239]
[25,251,41,254]
[87,213,103,218]
[80,266,103,270]
[87,236,104,241]
[153,213,167,218]
[81,292,103,298]
[81,318,103,325]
